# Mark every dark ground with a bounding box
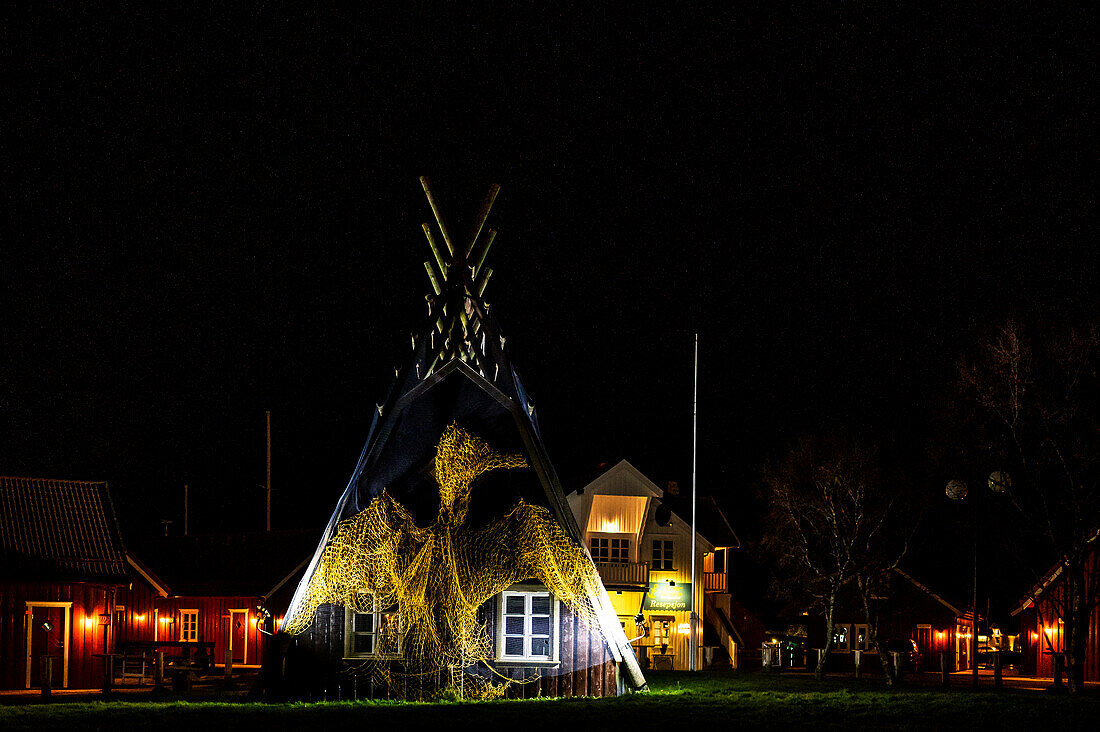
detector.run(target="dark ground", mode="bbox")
[2,670,1098,731]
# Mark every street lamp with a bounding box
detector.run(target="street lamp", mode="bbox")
[946,471,1009,689]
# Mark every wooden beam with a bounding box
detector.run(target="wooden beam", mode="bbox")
[423,261,442,295]
[422,223,449,275]
[475,267,494,296]
[472,229,497,277]
[419,177,456,257]
[464,184,500,259]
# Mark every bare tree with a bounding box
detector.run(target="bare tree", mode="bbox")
[959,319,1100,693]
[761,434,913,682]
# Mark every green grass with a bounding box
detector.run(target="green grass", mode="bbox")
[2,672,1098,731]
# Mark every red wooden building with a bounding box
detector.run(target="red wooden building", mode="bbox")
[0,476,131,690]
[124,530,315,669]
[1010,536,1100,681]
[812,568,975,672]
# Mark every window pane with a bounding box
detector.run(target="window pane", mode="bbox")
[354,635,374,654]
[531,617,550,636]
[505,596,525,614]
[505,616,525,635]
[531,596,551,615]
[505,637,524,656]
[353,613,375,633]
[530,638,550,657]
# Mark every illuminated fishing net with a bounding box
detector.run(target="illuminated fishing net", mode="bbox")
[283,423,603,691]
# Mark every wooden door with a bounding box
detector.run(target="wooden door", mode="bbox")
[915,625,932,668]
[229,610,247,663]
[956,624,970,671]
[29,607,65,687]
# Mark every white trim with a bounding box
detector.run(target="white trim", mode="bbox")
[343,605,403,660]
[179,609,198,642]
[496,588,558,663]
[229,609,249,665]
[126,553,170,597]
[24,602,71,689]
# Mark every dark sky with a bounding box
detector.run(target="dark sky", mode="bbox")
[2,0,1095,597]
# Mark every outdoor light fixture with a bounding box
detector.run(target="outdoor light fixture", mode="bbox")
[136,614,146,622]
[85,616,98,628]
[40,621,53,632]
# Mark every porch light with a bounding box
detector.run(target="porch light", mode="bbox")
[84,616,98,628]
[135,614,146,622]
[678,623,690,633]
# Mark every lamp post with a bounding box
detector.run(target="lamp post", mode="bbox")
[946,471,1009,689]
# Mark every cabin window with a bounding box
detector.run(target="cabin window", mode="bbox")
[345,607,402,658]
[180,610,198,642]
[832,624,850,652]
[853,624,869,651]
[590,537,630,564]
[652,539,674,570]
[498,590,556,662]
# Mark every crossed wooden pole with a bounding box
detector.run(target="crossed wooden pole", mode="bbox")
[417,177,506,380]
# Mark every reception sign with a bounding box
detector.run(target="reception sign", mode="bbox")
[644,582,693,612]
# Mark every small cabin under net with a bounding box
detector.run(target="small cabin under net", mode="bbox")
[266,179,647,700]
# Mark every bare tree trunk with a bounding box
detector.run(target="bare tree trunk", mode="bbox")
[859,578,897,685]
[1065,562,1088,694]
[817,596,837,681]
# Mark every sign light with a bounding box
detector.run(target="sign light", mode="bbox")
[644,582,693,612]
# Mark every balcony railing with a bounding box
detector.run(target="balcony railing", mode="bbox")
[703,571,728,592]
[595,561,649,588]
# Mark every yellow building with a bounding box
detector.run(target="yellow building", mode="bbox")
[567,460,739,671]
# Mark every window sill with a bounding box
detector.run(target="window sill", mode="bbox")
[494,658,561,668]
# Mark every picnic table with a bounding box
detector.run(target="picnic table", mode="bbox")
[113,641,216,686]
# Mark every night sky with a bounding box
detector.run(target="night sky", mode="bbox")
[2,6,1094,608]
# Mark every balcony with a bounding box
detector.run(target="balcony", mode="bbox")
[595,561,649,589]
[703,571,728,593]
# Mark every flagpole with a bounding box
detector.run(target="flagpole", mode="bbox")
[690,332,699,671]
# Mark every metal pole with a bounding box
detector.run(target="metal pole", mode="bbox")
[972,483,979,688]
[183,483,189,536]
[690,333,699,672]
[266,410,272,532]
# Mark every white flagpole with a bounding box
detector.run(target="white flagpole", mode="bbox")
[690,332,699,671]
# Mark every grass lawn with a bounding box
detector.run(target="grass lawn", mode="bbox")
[2,671,1098,731]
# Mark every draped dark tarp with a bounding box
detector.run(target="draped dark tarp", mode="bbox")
[276,180,646,695]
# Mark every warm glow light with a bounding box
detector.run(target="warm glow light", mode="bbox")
[135,614,146,622]
[599,518,621,533]
[1030,631,1038,641]
[1045,626,1056,636]
[84,616,98,628]
[275,616,284,630]
[677,623,691,633]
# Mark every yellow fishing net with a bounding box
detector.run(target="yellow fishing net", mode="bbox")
[283,423,603,695]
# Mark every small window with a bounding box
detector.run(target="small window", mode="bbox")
[610,538,629,564]
[180,610,198,642]
[833,624,850,652]
[590,537,609,563]
[346,607,402,658]
[651,539,674,570]
[499,590,556,661]
[853,624,869,651]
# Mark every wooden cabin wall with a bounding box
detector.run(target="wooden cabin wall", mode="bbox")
[1024,555,1100,682]
[285,598,619,698]
[155,595,265,666]
[0,580,124,689]
[112,581,160,645]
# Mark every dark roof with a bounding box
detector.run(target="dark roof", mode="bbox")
[131,529,319,597]
[0,476,129,582]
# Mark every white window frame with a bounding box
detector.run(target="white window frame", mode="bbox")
[590,535,630,565]
[496,588,558,663]
[652,539,674,571]
[179,609,198,642]
[853,623,869,651]
[344,606,403,659]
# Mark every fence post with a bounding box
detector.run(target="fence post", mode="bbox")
[853,650,862,679]
[224,649,234,680]
[41,657,52,699]
[103,653,115,695]
[993,651,1003,690]
[940,650,949,688]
